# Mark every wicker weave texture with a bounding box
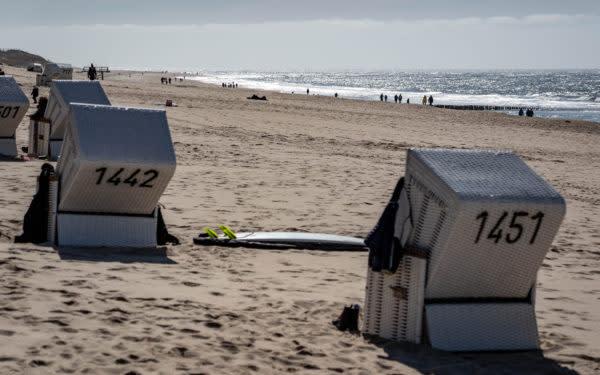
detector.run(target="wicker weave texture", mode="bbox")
[45,80,110,139]
[0,76,30,137]
[57,104,176,215]
[48,179,58,244]
[363,257,426,343]
[405,148,565,299]
[426,303,540,351]
[363,268,384,334]
[57,211,157,247]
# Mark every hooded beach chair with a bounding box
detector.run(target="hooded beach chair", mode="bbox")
[35,63,73,87]
[0,76,30,156]
[363,148,565,351]
[45,103,176,247]
[41,80,110,159]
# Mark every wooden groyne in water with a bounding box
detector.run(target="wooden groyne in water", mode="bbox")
[434,105,537,111]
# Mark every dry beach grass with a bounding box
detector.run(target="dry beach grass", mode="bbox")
[0,65,599,374]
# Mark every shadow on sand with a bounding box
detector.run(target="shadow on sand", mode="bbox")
[56,246,177,264]
[364,336,580,375]
[0,155,27,162]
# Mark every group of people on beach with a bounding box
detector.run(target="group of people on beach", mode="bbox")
[160,77,184,84]
[519,108,535,117]
[222,82,238,88]
[378,93,433,105]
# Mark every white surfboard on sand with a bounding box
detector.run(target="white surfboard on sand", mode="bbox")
[236,232,364,245]
[193,231,367,250]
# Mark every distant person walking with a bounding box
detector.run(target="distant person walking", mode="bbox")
[422,95,427,105]
[407,98,410,104]
[31,86,39,104]
[380,93,384,102]
[398,94,402,103]
[428,95,433,106]
[87,64,97,80]
[394,94,398,103]
[384,95,388,102]
[307,88,310,95]
[518,108,524,116]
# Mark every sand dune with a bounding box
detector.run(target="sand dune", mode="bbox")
[0,66,598,374]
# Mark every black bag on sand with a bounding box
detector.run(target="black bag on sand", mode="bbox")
[15,163,54,244]
[332,304,360,332]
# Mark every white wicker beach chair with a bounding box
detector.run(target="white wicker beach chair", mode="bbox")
[43,80,110,159]
[364,148,565,351]
[0,76,30,156]
[36,63,73,87]
[51,103,176,247]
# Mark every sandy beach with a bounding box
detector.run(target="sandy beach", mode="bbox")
[1,65,599,374]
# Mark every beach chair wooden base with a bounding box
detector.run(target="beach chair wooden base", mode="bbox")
[0,137,17,157]
[425,297,539,351]
[54,211,158,248]
[28,119,50,157]
[47,180,158,248]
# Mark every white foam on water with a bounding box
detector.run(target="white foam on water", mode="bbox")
[184,71,600,122]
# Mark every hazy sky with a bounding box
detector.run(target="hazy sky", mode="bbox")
[2,1,599,71]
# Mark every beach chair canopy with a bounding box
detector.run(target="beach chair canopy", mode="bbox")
[404,148,565,299]
[43,63,72,78]
[45,80,111,138]
[56,103,176,215]
[0,76,30,137]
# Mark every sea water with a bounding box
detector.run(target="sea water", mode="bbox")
[187,70,600,123]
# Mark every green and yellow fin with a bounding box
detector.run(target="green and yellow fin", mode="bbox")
[204,228,218,239]
[219,225,237,239]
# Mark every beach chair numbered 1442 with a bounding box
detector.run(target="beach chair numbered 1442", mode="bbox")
[46,103,176,247]
[363,148,565,351]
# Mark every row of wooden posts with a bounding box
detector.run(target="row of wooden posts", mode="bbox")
[433,105,538,111]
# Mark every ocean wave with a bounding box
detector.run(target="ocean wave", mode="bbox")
[187,70,600,122]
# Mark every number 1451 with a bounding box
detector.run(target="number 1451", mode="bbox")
[475,211,544,245]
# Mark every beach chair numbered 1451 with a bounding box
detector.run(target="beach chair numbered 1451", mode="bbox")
[363,148,565,351]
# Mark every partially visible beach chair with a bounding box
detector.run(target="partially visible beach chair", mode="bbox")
[0,76,30,156]
[28,118,51,157]
[35,63,73,87]
[47,103,177,247]
[41,80,110,159]
[363,148,566,351]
